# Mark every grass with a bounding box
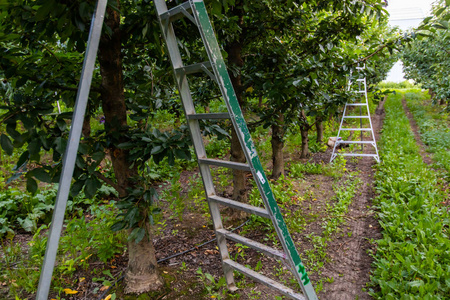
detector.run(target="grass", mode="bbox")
[405,90,450,179]
[370,92,450,299]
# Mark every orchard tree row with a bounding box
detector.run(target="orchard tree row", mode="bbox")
[402,0,450,106]
[0,0,397,295]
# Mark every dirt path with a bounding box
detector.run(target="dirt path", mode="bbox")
[401,98,433,165]
[311,110,384,299]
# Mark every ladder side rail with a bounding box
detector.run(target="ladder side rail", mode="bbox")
[154,0,236,289]
[363,82,380,162]
[189,2,317,298]
[36,1,108,299]
[359,74,365,149]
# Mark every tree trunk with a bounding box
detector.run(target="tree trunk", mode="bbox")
[271,113,284,179]
[300,124,309,159]
[82,113,91,138]
[315,116,323,144]
[124,224,163,294]
[428,88,435,100]
[98,3,162,294]
[230,128,247,202]
[375,95,387,115]
[225,9,247,203]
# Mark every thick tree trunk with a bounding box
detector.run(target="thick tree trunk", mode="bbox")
[225,9,247,202]
[124,224,163,294]
[315,116,323,144]
[98,3,162,294]
[271,113,284,179]
[300,125,309,159]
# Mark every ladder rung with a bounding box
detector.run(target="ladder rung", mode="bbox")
[216,229,285,260]
[340,128,372,131]
[356,67,365,70]
[175,61,212,75]
[223,259,305,300]
[343,116,369,119]
[337,141,375,144]
[356,78,365,82]
[187,113,230,120]
[341,153,379,157]
[208,195,270,218]
[346,103,366,106]
[159,1,192,22]
[199,158,251,171]
[355,91,366,93]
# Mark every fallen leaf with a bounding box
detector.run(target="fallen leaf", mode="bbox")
[100,286,109,292]
[104,295,112,300]
[63,288,78,295]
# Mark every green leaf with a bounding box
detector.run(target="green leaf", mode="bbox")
[111,221,127,232]
[35,1,54,21]
[70,180,85,197]
[128,227,146,243]
[16,151,29,169]
[26,177,38,194]
[1,134,14,155]
[28,139,41,156]
[18,217,35,232]
[135,227,146,243]
[84,177,100,199]
[408,280,424,288]
[151,145,163,155]
[30,168,52,183]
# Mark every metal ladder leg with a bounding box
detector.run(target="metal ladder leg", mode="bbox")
[36,1,108,299]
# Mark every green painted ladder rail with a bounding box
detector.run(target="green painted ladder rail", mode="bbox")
[154,1,318,299]
[330,64,380,163]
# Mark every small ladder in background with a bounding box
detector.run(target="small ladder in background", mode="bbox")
[154,1,317,299]
[330,64,379,163]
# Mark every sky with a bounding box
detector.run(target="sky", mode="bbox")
[384,0,437,82]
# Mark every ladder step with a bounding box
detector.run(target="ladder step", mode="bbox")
[174,61,212,75]
[356,78,365,82]
[199,158,251,171]
[355,91,366,93]
[337,141,375,144]
[223,259,305,300]
[208,195,270,218]
[159,1,192,22]
[341,153,379,157]
[187,113,230,120]
[340,128,372,131]
[356,66,365,70]
[343,116,369,119]
[345,103,366,106]
[216,229,285,260]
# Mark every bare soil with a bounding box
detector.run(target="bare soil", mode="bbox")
[401,98,433,165]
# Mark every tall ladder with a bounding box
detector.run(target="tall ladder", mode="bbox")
[330,64,379,163]
[155,1,317,299]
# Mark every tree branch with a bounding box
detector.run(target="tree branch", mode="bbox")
[95,171,126,196]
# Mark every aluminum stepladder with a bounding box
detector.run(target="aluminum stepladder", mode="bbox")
[330,64,379,163]
[154,1,317,299]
